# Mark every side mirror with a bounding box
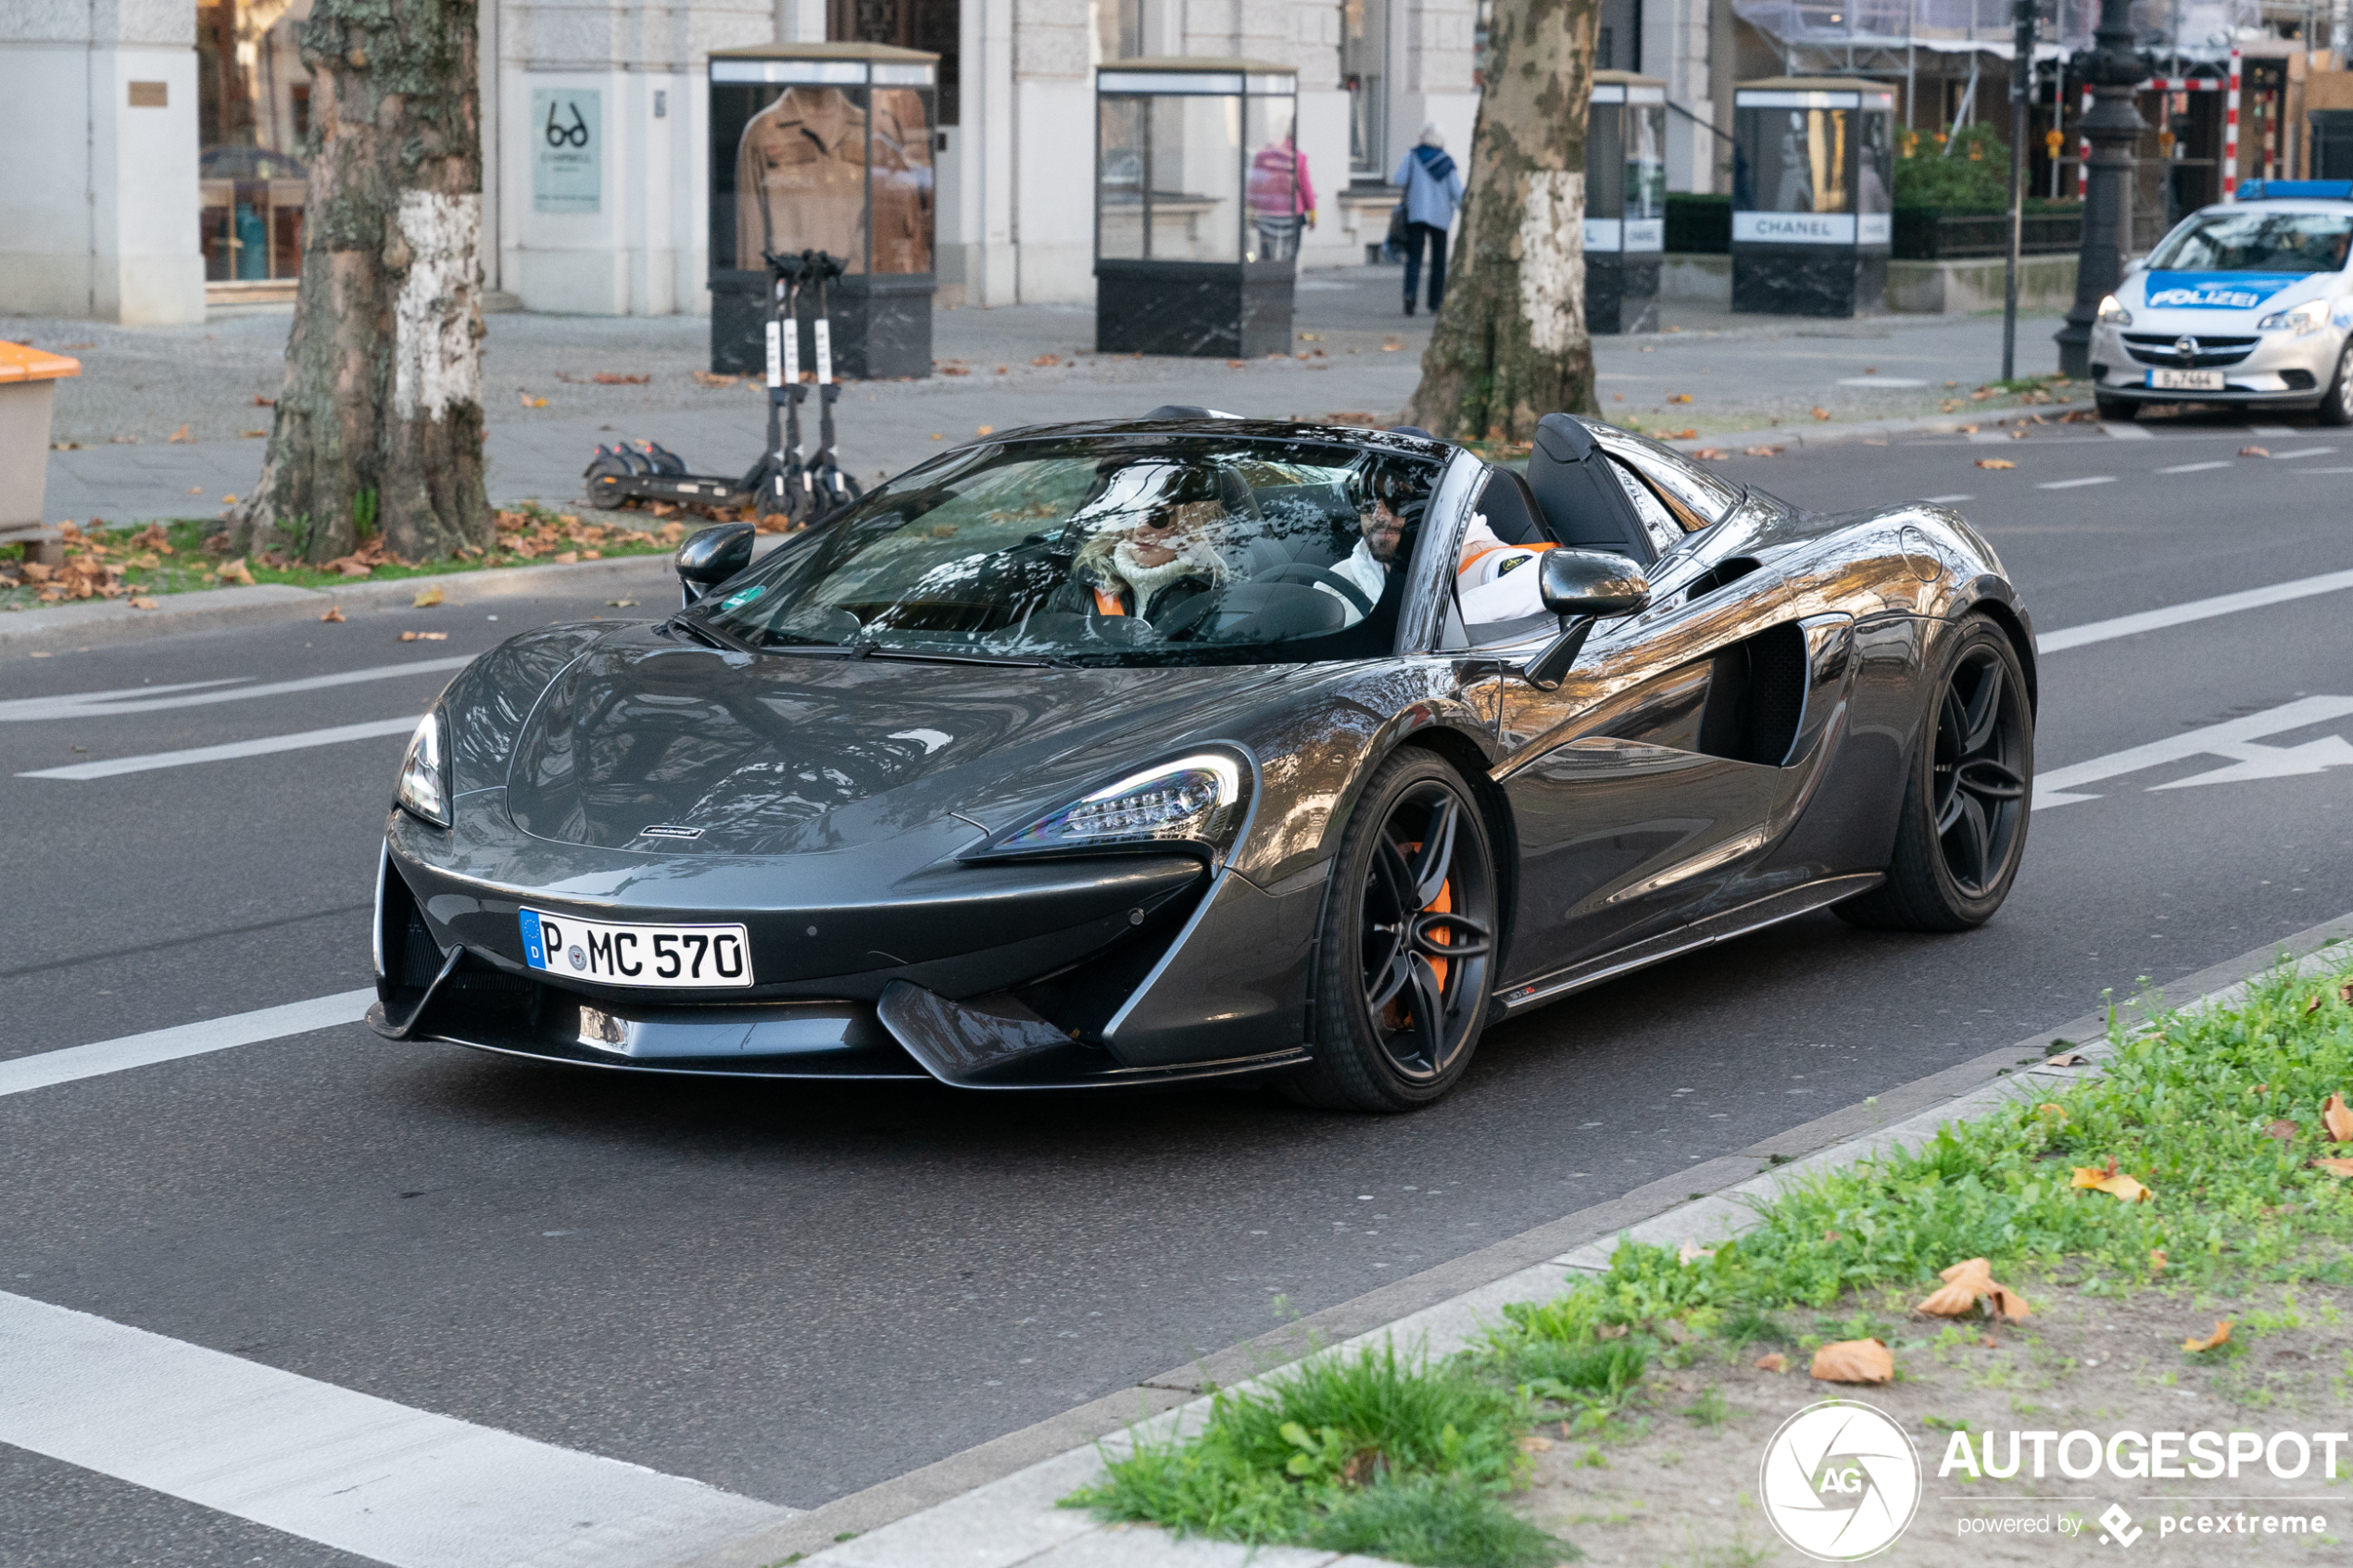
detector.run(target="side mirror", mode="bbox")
[1537,548,1652,619]
[675,521,757,606]
[1520,550,1652,690]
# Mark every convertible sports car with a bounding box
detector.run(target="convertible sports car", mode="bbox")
[371,410,2036,1110]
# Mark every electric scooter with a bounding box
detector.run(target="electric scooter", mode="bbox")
[583,249,862,525]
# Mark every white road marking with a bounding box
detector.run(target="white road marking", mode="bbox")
[2102,422,2153,439]
[1920,493,1974,503]
[2301,466,2353,472]
[0,1291,792,1568]
[1837,376,1927,387]
[19,717,420,780]
[2265,446,2337,459]
[0,989,377,1098]
[0,655,471,724]
[1966,432,2014,445]
[2247,424,2297,436]
[2154,460,2231,474]
[2036,475,2118,489]
[2035,696,2353,809]
[2038,566,2353,652]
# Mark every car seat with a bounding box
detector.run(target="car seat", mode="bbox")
[1523,413,1655,563]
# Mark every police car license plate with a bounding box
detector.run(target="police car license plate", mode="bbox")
[519,909,754,988]
[2147,369,2225,391]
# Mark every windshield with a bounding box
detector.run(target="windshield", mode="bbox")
[691,434,1447,665]
[2148,209,2353,275]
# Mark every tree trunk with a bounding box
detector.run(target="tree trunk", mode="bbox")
[1403,0,1601,443]
[229,0,491,563]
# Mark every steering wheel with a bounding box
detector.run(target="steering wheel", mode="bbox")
[1149,587,1220,640]
[1249,560,1377,618]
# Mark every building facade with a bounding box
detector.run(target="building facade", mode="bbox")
[5,0,1731,324]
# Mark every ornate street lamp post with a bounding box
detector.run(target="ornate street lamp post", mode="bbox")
[2055,0,2148,378]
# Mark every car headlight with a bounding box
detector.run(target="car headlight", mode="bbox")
[395,711,450,827]
[2257,299,2328,334]
[986,753,1249,859]
[2095,295,2132,327]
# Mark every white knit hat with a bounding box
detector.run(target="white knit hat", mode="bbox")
[1419,121,1445,148]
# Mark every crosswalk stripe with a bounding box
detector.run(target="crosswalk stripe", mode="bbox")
[0,1290,792,1568]
[19,717,420,780]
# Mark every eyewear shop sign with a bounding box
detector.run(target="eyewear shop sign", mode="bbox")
[533,89,602,214]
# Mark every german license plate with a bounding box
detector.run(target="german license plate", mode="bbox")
[519,909,753,988]
[2147,369,2225,391]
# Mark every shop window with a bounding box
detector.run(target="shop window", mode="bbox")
[832,0,961,126]
[195,0,314,288]
[1342,0,1387,177]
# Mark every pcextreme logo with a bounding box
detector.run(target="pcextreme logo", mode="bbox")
[1758,1400,1922,1561]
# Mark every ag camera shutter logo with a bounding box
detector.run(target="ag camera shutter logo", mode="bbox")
[1758,1400,1921,1560]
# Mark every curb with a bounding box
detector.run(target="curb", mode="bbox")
[0,554,679,657]
[686,909,2353,1568]
[1661,400,2095,456]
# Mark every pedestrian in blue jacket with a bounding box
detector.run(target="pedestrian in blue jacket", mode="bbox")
[1392,122,1464,316]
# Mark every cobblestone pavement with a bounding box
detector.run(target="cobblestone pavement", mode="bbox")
[12,267,2064,524]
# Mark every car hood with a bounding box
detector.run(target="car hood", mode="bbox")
[2122,266,2340,322]
[503,628,1300,856]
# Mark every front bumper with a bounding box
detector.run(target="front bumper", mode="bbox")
[372,794,1326,1088]
[2091,317,2343,404]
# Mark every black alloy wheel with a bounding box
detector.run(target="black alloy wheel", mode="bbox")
[1838,617,2033,932]
[1287,750,1497,1112]
[2319,343,2353,427]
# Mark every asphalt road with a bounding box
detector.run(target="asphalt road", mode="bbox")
[4,408,2351,1563]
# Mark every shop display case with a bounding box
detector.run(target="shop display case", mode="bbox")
[1095,59,1301,358]
[1585,71,1667,335]
[710,43,937,380]
[1731,78,1894,318]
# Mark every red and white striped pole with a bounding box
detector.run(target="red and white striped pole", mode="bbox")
[2222,47,2242,197]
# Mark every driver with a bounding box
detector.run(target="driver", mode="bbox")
[1067,462,1236,621]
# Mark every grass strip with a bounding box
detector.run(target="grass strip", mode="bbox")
[1067,956,2353,1564]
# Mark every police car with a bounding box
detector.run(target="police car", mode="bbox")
[2091,179,2353,424]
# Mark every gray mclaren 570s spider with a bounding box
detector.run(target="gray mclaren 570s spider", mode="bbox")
[370,409,2036,1110]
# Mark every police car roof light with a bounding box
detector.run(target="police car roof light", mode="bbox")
[2237,180,2353,202]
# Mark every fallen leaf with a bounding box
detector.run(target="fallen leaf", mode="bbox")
[1692,447,1727,459]
[2325,1093,2353,1143]
[2183,1320,2233,1353]
[1753,1352,1789,1374]
[1810,407,1831,420]
[1979,1335,2000,1348]
[2306,995,2325,1014]
[127,596,159,610]
[2071,1162,2153,1203]
[221,495,238,505]
[214,558,257,586]
[411,584,446,608]
[1673,428,1698,440]
[519,392,547,408]
[1917,1258,2032,1323]
[2045,1050,2091,1066]
[2340,981,2353,1005]
[337,561,372,579]
[241,429,268,439]
[690,370,739,387]
[1958,424,1980,434]
[168,422,194,443]
[591,372,649,384]
[1670,393,1693,404]
[929,433,944,441]
[1743,445,1785,457]
[939,364,971,376]
[976,425,994,436]
[320,606,346,622]
[1677,1239,1716,1265]
[2238,445,2270,458]
[1811,1338,1894,1384]
[1594,1323,1629,1340]
[1226,358,1248,369]
[1986,1286,2032,1323]
[1031,354,1061,367]
[2008,427,2028,440]
[606,598,638,608]
[1975,458,2017,470]
[398,630,450,642]
[1659,1319,1694,1345]
[252,395,275,407]
[1516,1434,1554,1453]
[2149,1248,2168,1273]
[2266,1118,2299,1145]
[2309,1157,2353,1177]
[550,550,579,565]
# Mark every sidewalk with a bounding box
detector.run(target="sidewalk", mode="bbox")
[14,270,2069,525]
[671,912,2353,1568]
